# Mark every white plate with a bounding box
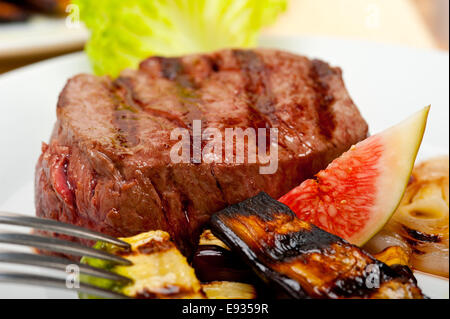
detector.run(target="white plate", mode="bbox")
[0,16,88,59]
[0,36,448,299]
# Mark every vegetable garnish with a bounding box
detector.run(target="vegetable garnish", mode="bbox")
[80,231,205,299]
[210,192,425,299]
[74,0,287,77]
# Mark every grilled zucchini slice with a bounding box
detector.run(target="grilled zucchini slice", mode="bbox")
[80,230,204,299]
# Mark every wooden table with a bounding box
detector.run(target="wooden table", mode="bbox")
[0,47,81,74]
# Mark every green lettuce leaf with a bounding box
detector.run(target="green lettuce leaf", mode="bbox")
[74,0,287,77]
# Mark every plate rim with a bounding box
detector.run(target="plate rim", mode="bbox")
[0,17,88,60]
[0,35,448,298]
[1,34,449,76]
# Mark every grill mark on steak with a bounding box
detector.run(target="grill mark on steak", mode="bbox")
[233,50,274,158]
[115,74,189,130]
[114,77,142,113]
[160,57,184,81]
[134,57,199,129]
[158,57,209,164]
[113,71,203,250]
[108,81,140,149]
[233,50,276,129]
[309,59,336,139]
[205,55,221,73]
[233,50,297,157]
[158,57,205,128]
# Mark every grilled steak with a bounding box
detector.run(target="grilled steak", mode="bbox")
[35,49,368,254]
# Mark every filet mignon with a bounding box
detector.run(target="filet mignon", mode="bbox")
[35,49,368,254]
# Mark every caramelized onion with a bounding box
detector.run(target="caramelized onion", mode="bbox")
[364,228,411,254]
[366,156,449,277]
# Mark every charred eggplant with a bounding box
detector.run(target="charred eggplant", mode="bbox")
[193,230,255,283]
[211,192,425,299]
[192,230,263,299]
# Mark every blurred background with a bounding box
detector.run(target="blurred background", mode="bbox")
[0,0,449,74]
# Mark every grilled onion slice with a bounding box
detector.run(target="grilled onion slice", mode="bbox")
[365,156,449,277]
[374,246,410,267]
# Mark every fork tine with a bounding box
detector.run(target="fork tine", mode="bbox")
[0,212,130,249]
[0,251,132,283]
[0,233,132,265]
[0,272,130,299]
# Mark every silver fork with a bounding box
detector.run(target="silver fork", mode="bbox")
[0,212,133,299]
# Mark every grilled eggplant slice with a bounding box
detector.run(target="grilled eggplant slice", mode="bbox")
[211,192,425,299]
[193,230,260,299]
[80,231,205,299]
[193,230,254,283]
[198,229,231,251]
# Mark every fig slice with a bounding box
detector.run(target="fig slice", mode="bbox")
[280,107,430,246]
[211,192,425,299]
